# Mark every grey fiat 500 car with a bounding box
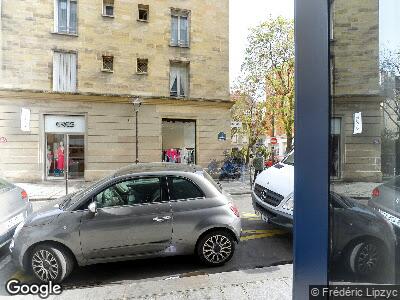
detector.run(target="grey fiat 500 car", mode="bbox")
[10,163,241,283]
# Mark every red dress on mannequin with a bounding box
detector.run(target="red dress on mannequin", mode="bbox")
[57,146,64,170]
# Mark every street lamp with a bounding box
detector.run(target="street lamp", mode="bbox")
[131,97,142,164]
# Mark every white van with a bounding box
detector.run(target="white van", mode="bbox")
[252,150,294,228]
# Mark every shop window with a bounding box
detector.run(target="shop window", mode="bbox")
[54,0,77,34]
[103,0,114,17]
[138,4,149,21]
[167,177,204,200]
[136,58,148,74]
[53,51,77,92]
[170,9,189,47]
[162,119,195,165]
[170,62,189,97]
[102,55,114,72]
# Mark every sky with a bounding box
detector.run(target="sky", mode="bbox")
[229,0,294,87]
[380,0,400,53]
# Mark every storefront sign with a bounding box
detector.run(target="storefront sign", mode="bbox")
[353,112,362,134]
[45,115,85,133]
[20,108,31,132]
[218,132,227,141]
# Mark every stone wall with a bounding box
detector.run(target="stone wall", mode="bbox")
[0,91,231,182]
[0,0,229,101]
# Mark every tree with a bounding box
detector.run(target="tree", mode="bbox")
[231,76,267,165]
[241,17,295,152]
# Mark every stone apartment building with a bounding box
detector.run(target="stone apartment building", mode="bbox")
[330,0,382,182]
[0,0,231,182]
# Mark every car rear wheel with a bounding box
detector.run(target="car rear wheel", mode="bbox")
[197,230,235,266]
[347,241,383,278]
[30,244,74,283]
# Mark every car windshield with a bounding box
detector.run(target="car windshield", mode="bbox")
[60,175,114,209]
[282,151,294,166]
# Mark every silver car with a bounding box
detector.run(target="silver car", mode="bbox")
[0,178,33,248]
[10,163,241,283]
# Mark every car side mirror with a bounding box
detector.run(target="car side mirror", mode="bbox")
[88,202,97,215]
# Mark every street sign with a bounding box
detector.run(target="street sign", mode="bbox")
[218,132,227,141]
[270,137,278,145]
[353,112,362,134]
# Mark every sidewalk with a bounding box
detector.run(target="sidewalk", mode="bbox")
[49,264,293,300]
[15,181,88,201]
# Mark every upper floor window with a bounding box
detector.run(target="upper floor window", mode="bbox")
[171,9,189,47]
[170,62,189,97]
[53,51,77,92]
[102,55,114,72]
[137,58,148,74]
[54,0,77,34]
[103,0,114,17]
[138,4,149,22]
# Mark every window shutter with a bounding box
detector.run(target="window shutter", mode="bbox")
[53,52,76,92]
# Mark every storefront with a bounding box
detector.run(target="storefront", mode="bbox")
[161,119,196,164]
[44,115,86,180]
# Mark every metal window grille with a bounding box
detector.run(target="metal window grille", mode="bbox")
[102,56,113,71]
[137,59,148,74]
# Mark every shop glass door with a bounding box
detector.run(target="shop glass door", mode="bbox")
[46,134,66,178]
[45,133,84,180]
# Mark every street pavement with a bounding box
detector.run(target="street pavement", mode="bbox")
[0,191,293,299]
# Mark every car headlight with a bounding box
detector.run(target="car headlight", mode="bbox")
[282,196,294,211]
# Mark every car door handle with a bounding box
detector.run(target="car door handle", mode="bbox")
[153,216,171,222]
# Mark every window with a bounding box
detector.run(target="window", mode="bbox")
[167,177,204,201]
[138,4,149,21]
[53,51,77,92]
[136,58,148,74]
[54,0,77,34]
[103,0,114,17]
[170,62,189,97]
[171,9,189,47]
[95,177,163,208]
[102,55,114,72]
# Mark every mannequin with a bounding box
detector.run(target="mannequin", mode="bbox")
[57,141,65,175]
[46,145,53,176]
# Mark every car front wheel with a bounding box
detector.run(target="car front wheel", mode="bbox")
[347,240,383,278]
[197,230,235,266]
[30,244,74,283]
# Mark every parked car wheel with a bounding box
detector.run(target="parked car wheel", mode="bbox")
[197,230,235,266]
[30,244,74,283]
[347,240,383,278]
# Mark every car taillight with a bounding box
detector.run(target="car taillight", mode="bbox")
[372,187,380,198]
[21,190,28,200]
[229,203,240,217]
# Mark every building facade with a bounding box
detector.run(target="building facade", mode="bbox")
[0,0,231,182]
[331,0,382,182]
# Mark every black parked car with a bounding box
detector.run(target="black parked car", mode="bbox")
[253,189,396,280]
[330,192,395,281]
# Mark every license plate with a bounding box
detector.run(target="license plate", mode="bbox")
[378,209,400,228]
[0,213,24,236]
